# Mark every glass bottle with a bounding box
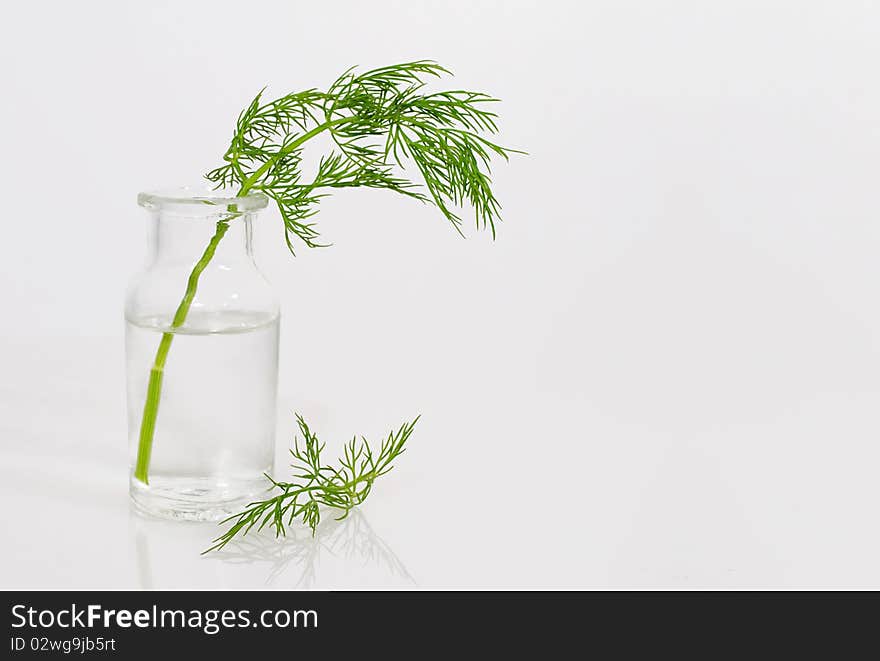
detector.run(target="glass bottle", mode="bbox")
[125,188,279,520]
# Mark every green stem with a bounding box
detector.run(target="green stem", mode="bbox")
[238,116,353,195]
[133,220,230,484]
[132,115,353,485]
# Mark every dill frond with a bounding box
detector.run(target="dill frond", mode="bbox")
[205,60,520,251]
[204,414,418,554]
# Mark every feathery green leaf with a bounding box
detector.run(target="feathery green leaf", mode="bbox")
[204,413,419,553]
[205,60,520,251]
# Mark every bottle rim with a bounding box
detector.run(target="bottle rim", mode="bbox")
[138,185,269,214]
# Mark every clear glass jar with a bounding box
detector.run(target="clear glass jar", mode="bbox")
[125,187,279,521]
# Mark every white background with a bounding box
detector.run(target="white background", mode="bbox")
[2,0,879,588]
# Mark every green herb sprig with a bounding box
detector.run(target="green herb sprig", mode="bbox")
[133,60,517,491]
[204,414,418,554]
[205,60,520,250]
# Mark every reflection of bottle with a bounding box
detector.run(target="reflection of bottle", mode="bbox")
[131,513,231,589]
[134,525,153,590]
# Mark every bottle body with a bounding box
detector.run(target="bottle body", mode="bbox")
[125,189,278,520]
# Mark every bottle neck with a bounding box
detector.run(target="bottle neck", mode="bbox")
[147,211,257,268]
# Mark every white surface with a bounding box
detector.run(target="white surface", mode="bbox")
[2,1,880,588]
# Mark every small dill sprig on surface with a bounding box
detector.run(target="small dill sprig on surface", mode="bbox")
[204,414,418,554]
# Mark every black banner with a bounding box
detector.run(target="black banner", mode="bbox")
[2,591,877,656]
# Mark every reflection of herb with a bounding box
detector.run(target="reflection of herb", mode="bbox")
[133,60,518,487]
[212,510,414,588]
[204,414,418,554]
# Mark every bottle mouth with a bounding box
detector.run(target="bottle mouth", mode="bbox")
[138,185,269,215]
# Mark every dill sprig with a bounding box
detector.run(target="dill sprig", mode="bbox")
[134,61,516,494]
[206,60,520,250]
[204,414,418,554]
